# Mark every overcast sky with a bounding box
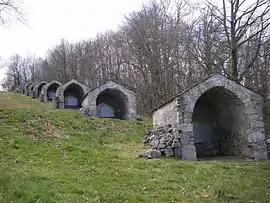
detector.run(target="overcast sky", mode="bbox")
[0,0,147,84]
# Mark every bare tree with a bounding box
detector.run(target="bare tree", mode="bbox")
[3,0,270,116]
[0,0,26,25]
[207,0,270,81]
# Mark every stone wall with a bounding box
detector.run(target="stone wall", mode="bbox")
[141,124,182,158]
[152,98,179,127]
[141,124,221,160]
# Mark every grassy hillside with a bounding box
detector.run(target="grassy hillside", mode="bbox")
[0,92,269,203]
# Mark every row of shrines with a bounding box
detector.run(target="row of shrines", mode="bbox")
[16,79,137,120]
[14,73,270,161]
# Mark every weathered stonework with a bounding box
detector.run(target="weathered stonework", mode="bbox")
[27,82,39,97]
[80,81,137,120]
[141,125,182,158]
[24,82,33,96]
[55,79,89,109]
[40,80,62,102]
[32,81,47,98]
[152,73,268,161]
[152,98,179,127]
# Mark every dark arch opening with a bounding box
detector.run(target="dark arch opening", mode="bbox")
[37,83,46,98]
[26,83,32,89]
[96,89,127,120]
[30,84,36,91]
[47,83,60,101]
[25,83,32,96]
[192,87,249,159]
[64,83,84,108]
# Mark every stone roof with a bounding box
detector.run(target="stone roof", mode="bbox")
[151,73,263,113]
[43,80,62,88]
[56,79,89,99]
[24,82,33,88]
[81,80,135,102]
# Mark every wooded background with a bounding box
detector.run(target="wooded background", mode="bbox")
[2,0,270,116]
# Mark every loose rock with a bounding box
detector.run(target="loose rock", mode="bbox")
[139,124,183,159]
[139,149,162,159]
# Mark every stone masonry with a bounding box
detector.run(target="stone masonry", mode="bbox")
[152,73,268,161]
[55,79,89,109]
[32,81,47,98]
[80,81,137,120]
[24,82,33,96]
[40,80,62,102]
[141,124,183,158]
[27,82,39,97]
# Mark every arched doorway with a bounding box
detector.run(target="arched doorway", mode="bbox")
[96,89,127,119]
[24,83,32,96]
[47,83,60,101]
[64,83,84,108]
[192,87,249,159]
[30,84,35,91]
[37,83,46,98]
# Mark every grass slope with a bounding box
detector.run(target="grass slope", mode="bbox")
[0,92,269,203]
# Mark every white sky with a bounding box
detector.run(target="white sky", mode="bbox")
[0,0,147,84]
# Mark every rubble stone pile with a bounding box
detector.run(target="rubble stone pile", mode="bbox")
[139,124,183,159]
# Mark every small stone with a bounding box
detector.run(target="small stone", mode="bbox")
[149,139,155,147]
[172,139,181,148]
[158,143,166,149]
[159,137,165,144]
[153,139,160,148]
[164,124,172,132]
[145,129,152,135]
[143,138,150,145]
[144,149,162,159]
[163,136,170,143]
[166,140,173,146]
[160,148,165,152]
[168,127,173,133]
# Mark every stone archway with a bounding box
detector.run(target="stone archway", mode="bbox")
[28,82,39,97]
[64,83,84,108]
[96,89,128,119]
[37,82,47,98]
[32,81,47,98]
[192,86,249,159]
[40,80,62,102]
[179,74,268,160]
[47,83,61,101]
[80,81,136,120]
[24,82,33,96]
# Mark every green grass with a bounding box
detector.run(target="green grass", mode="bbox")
[0,92,270,203]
